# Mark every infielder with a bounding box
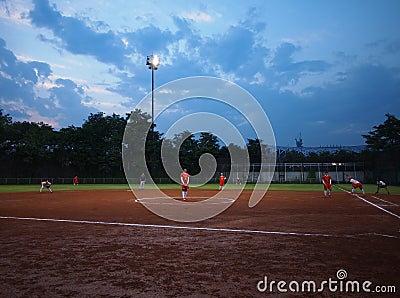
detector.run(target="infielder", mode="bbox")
[375,179,390,194]
[40,180,53,193]
[349,176,365,195]
[139,173,146,189]
[219,173,226,190]
[322,171,332,197]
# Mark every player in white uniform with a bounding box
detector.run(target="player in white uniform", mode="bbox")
[375,179,389,194]
[349,176,364,195]
[40,180,53,193]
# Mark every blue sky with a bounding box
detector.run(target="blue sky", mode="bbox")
[0,0,399,146]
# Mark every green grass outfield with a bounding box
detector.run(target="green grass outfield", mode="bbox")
[0,183,399,194]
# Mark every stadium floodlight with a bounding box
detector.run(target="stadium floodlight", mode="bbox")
[147,54,160,70]
[146,54,160,125]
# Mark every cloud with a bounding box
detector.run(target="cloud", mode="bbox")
[181,10,214,23]
[272,42,330,73]
[28,0,128,68]
[123,24,175,55]
[383,39,400,55]
[272,63,400,145]
[2,0,399,148]
[201,26,255,72]
[0,38,96,127]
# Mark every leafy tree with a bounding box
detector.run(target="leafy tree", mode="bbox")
[247,138,262,164]
[316,151,334,163]
[9,121,57,176]
[145,126,163,177]
[78,112,126,177]
[123,109,152,177]
[362,113,400,151]
[172,131,199,172]
[0,109,13,154]
[197,132,220,157]
[282,150,306,163]
[56,125,80,174]
[196,132,220,178]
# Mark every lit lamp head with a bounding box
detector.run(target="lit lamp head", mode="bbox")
[146,54,160,70]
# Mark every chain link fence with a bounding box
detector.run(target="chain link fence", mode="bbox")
[0,162,373,185]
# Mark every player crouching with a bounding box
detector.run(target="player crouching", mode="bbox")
[349,176,364,195]
[40,180,53,193]
[375,179,390,195]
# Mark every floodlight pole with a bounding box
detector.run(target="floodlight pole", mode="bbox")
[146,54,160,126]
[151,66,155,125]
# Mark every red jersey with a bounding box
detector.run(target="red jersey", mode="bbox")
[219,175,226,186]
[180,172,190,185]
[322,174,331,185]
[322,174,332,190]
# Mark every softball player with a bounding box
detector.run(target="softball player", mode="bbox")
[180,168,190,200]
[219,173,226,190]
[375,179,390,194]
[40,180,53,193]
[322,171,332,197]
[349,176,365,195]
[139,173,146,189]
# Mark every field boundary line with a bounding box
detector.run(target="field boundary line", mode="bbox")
[334,185,400,219]
[1,215,399,239]
[370,195,398,207]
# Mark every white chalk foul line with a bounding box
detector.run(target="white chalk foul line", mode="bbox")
[0,215,398,239]
[370,195,399,207]
[132,197,235,205]
[335,185,400,220]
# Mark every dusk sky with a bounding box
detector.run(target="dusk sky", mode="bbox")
[1,0,399,146]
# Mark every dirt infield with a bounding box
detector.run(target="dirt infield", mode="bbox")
[0,189,399,297]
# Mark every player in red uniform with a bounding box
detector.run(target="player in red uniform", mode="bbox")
[322,171,332,198]
[349,176,365,195]
[219,173,226,190]
[180,168,190,200]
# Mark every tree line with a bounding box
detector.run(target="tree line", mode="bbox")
[0,109,399,180]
